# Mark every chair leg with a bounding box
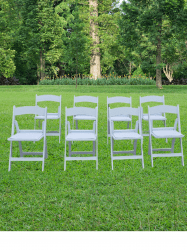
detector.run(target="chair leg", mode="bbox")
[107,120,110,144]
[141,139,144,169]
[133,139,137,155]
[149,135,153,167]
[76,120,78,129]
[59,118,61,143]
[127,121,129,129]
[69,141,72,157]
[64,142,66,171]
[93,141,96,156]
[18,141,24,157]
[111,137,114,170]
[164,120,168,143]
[180,138,184,166]
[171,138,176,153]
[8,142,12,171]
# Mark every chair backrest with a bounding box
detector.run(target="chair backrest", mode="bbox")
[36,94,61,103]
[74,96,98,106]
[140,95,165,105]
[109,107,142,133]
[65,106,98,134]
[148,104,181,132]
[66,107,97,118]
[107,96,131,106]
[11,106,47,135]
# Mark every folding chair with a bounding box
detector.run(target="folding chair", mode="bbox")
[107,96,132,144]
[73,96,98,129]
[35,94,61,142]
[148,105,184,167]
[140,95,166,137]
[64,107,98,170]
[109,107,144,170]
[8,106,47,171]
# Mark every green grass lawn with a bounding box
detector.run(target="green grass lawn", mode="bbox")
[0,85,187,231]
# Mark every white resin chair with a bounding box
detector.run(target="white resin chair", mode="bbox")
[73,96,98,129]
[148,105,184,167]
[107,96,132,143]
[140,95,166,136]
[109,107,144,170]
[8,106,47,171]
[64,107,98,170]
[35,94,61,142]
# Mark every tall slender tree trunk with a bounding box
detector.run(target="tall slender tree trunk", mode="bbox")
[156,21,162,89]
[40,47,45,81]
[89,0,101,80]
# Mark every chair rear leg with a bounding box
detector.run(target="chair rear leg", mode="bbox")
[111,137,114,170]
[180,138,184,166]
[76,120,78,129]
[69,141,72,157]
[8,142,13,171]
[141,139,144,169]
[93,141,96,156]
[18,141,23,157]
[133,139,137,155]
[171,138,176,153]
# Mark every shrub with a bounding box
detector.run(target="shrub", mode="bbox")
[39,76,155,86]
[0,75,20,85]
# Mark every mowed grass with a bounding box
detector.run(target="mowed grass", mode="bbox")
[0,85,187,231]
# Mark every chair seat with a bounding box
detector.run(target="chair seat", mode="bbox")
[74,115,96,120]
[66,131,96,141]
[112,130,142,140]
[35,113,59,120]
[143,114,166,121]
[110,116,131,122]
[152,129,184,138]
[8,131,44,141]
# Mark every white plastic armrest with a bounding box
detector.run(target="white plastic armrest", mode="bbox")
[14,120,20,133]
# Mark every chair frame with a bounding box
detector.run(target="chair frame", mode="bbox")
[73,95,98,129]
[109,107,144,170]
[140,95,166,137]
[35,94,61,142]
[8,106,47,171]
[148,104,184,167]
[107,96,132,144]
[64,107,98,170]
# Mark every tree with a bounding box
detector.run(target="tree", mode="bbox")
[0,0,16,77]
[119,0,186,88]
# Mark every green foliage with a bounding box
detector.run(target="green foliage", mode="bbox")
[0,0,16,77]
[39,76,155,86]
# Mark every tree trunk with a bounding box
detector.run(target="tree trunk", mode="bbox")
[156,21,162,89]
[89,0,101,80]
[40,48,45,81]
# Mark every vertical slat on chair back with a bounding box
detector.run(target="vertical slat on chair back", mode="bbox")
[74,96,98,105]
[36,94,61,103]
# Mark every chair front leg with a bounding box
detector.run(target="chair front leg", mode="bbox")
[171,138,176,153]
